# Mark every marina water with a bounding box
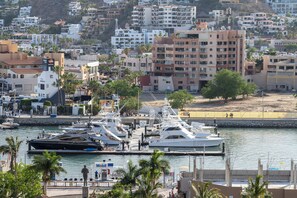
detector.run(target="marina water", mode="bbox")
[0,126,296,179]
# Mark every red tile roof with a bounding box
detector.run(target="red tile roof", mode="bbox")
[1,57,43,65]
[10,68,43,74]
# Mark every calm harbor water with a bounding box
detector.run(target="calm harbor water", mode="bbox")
[0,126,297,179]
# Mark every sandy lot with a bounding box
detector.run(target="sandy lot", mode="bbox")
[142,92,297,112]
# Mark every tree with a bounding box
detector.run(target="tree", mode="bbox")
[247,47,257,61]
[201,69,245,103]
[108,80,140,97]
[134,171,162,198]
[138,44,152,53]
[285,44,297,53]
[242,175,271,198]
[97,183,130,198]
[0,164,42,198]
[59,72,83,99]
[115,160,141,197]
[191,182,223,198]
[30,151,66,196]
[0,136,23,172]
[168,89,194,109]
[139,150,170,186]
[120,97,142,115]
[241,82,257,99]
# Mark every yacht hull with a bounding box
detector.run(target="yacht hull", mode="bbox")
[29,140,103,150]
[149,139,223,148]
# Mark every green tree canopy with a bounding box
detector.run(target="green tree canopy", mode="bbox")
[30,151,66,196]
[191,182,223,198]
[201,69,245,103]
[0,136,23,172]
[242,175,271,198]
[168,89,194,109]
[120,97,142,115]
[0,164,42,198]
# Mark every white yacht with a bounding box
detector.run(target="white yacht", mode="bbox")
[91,113,129,138]
[0,118,20,129]
[148,124,223,148]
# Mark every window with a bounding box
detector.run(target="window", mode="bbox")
[7,74,11,78]
[13,74,16,79]
[40,84,45,90]
[50,75,53,78]
[20,74,24,78]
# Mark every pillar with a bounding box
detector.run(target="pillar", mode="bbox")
[82,186,89,198]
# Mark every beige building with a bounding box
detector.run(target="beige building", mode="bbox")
[262,54,297,91]
[120,53,153,74]
[152,28,246,91]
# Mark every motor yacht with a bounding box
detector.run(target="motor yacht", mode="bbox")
[28,130,104,150]
[91,113,129,138]
[0,118,20,129]
[148,124,223,148]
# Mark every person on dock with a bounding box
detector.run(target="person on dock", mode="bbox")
[81,165,89,186]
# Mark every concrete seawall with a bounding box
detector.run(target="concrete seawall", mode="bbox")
[10,116,297,128]
[188,118,297,128]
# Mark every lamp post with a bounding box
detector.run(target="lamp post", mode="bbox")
[261,91,264,119]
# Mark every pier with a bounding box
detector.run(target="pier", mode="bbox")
[27,149,225,156]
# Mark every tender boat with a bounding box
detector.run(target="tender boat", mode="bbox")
[148,124,223,148]
[28,131,104,150]
[0,118,20,129]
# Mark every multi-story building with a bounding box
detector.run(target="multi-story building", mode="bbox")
[68,1,82,16]
[19,6,32,17]
[132,5,196,30]
[120,52,153,74]
[151,29,246,91]
[266,0,297,15]
[61,24,82,40]
[262,53,297,91]
[111,28,167,49]
[31,34,59,45]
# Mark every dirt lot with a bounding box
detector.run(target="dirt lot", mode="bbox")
[142,92,297,112]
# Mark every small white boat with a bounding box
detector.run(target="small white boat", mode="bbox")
[0,118,20,129]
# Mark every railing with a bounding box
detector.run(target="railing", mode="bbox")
[48,180,117,188]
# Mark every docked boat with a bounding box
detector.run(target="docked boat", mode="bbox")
[28,131,104,150]
[91,113,129,138]
[0,118,20,129]
[148,124,223,148]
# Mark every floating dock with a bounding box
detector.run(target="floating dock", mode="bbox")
[27,149,225,156]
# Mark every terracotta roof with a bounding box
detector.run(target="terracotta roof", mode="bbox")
[1,57,43,65]
[10,68,43,74]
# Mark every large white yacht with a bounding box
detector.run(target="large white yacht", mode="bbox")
[148,124,223,148]
[91,113,129,138]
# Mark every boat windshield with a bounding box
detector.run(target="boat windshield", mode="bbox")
[164,127,181,131]
[165,135,186,139]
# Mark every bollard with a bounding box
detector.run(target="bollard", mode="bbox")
[122,141,125,151]
[222,142,225,154]
[214,118,217,125]
[133,119,136,130]
[138,140,141,151]
[145,126,147,136]
[141,133,144,143]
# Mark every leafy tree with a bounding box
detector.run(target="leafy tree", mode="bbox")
[201,69,245,103]
[139,150,170,186]
[108,80,140,97]
[115,160,141,197]
[168,89,194,109]
[30,151,66,196]
[191,182,223,198]
[134,171,162,198]
[285,44,297,53]
[97,183,130,198]
[120,97,142,115]
[242,175,271,198]
[138,44,152,53]
[241,82,257,98]
[0,164,42,198]
[0,136,23,172]
[59,72,83,98]
[247,47,257,61]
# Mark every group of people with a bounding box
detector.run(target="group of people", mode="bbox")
[226,113,234,118]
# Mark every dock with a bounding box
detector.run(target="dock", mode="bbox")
[27,149,225,156]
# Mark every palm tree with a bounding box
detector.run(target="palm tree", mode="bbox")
[134,171,162,198]
[30,151,66,196]
[115,160,141,197]
[191,182,223,198]
[0,136,23,172]
[242,175,270,198]
[139,150,170,186]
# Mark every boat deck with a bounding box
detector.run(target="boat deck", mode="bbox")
[27,149,225,156]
